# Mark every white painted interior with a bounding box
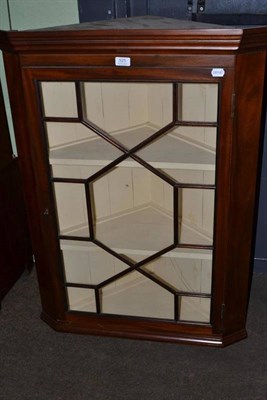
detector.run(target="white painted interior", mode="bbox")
[43,81,218,323]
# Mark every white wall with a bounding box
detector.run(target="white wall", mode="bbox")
[0,0,79,153]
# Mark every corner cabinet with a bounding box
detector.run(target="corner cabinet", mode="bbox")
[1,17,267,346]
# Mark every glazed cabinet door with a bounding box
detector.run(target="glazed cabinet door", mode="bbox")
[20,65,234,342]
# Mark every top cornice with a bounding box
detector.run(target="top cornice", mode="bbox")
[0,16,267,54]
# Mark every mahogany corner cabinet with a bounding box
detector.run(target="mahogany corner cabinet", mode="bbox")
[1,16,267,347]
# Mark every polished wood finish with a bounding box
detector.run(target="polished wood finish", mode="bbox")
[1,17,266,345]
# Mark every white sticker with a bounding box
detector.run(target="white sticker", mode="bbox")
[115,57,131,67]
[211,68,225,77]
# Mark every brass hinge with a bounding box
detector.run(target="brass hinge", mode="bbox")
[231,93,236,118]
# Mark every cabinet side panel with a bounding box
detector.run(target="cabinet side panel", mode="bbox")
[209,68,235,334]
[224,51,267,334]
[3,55,67,320]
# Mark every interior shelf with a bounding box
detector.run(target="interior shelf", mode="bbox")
[49,125,216,171]
[61,205,213,256]
[61,238,212,259]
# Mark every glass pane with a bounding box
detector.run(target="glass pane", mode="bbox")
[61,240,128,285]
[179,297,211,323]
[178,189,215,246]
[46,122,123,179]
[82,82,173,148]
[67,287,96,312]
[41,82,78,118]
[92,161,174,261]
[175,126,217,149]
[101,271,174,319]
[136,126,216,184]
[46,122,93,148]
[51,164,104,180]
[178,83,218,123]
[141,248,212,294]
[53,182,89,237]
